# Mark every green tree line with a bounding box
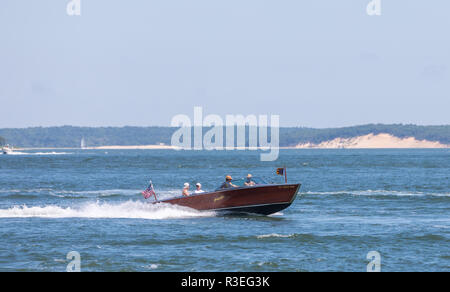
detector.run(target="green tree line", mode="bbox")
[0,124,449,148]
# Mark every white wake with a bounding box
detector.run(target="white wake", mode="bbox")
[0,200,215,220]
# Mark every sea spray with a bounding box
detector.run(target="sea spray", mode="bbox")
[0,200,215,220]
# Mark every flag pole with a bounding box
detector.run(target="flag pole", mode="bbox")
[284,167,287,183]
[151,180,158,202]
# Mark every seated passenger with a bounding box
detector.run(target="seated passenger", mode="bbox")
[194,183,205,194]
[219,175,238,189]
[244,174,256,186]
[182,183,190,196]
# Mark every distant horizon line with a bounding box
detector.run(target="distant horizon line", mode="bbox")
[1,123,450,130]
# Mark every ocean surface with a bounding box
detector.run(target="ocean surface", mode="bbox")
[0,149,449,272]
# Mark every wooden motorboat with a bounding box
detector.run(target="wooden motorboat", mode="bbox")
[155,183,301,215]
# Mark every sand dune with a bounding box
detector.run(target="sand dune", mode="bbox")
[295,133,449,149]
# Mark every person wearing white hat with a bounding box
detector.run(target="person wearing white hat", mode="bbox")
[194,183,205,194]
[182,183,190,196]
[244,174,256,186]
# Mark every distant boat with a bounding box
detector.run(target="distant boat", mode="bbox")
[2,145,13,155]
[80,138,86,149]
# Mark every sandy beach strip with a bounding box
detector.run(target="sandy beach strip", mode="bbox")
[295,133,449,149]
[89,145,177,150]
[11,133,450,150]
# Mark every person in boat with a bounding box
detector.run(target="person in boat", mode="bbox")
[182,183,190,196]
[219,175,238,189]
[194,183,205,194]
[244,174,256,186]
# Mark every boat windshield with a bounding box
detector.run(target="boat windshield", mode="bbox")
[229,177,269,188]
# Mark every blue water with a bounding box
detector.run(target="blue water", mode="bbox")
[0,149,449,271]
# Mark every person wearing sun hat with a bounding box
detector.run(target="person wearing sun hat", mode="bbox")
[219,175,238,189]
[182,182,190,196]
[194,183,205,194]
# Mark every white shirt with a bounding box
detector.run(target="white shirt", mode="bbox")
[194,190,205,194]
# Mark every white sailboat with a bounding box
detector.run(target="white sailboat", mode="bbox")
[80,138,86,149]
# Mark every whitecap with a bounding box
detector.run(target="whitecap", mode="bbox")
[143,264,159,270]
[256,233,295,239]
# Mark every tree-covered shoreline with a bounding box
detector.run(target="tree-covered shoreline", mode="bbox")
[0,124,449,148]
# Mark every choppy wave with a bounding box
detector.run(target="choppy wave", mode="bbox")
[0,200,215,220]
[257,233,296,239]
[142,264,159,270]
[0,188,182,200]
[0,188,180,199]
[432,225,450,229]
[302,190,450,198]
[50,189,142,198]
[0,188,142,199]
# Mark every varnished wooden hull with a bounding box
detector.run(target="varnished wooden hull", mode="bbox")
[156,184,301,215]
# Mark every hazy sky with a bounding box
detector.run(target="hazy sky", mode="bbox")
[0,0,449,128]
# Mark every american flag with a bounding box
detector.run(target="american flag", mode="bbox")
[142,181,156,200]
